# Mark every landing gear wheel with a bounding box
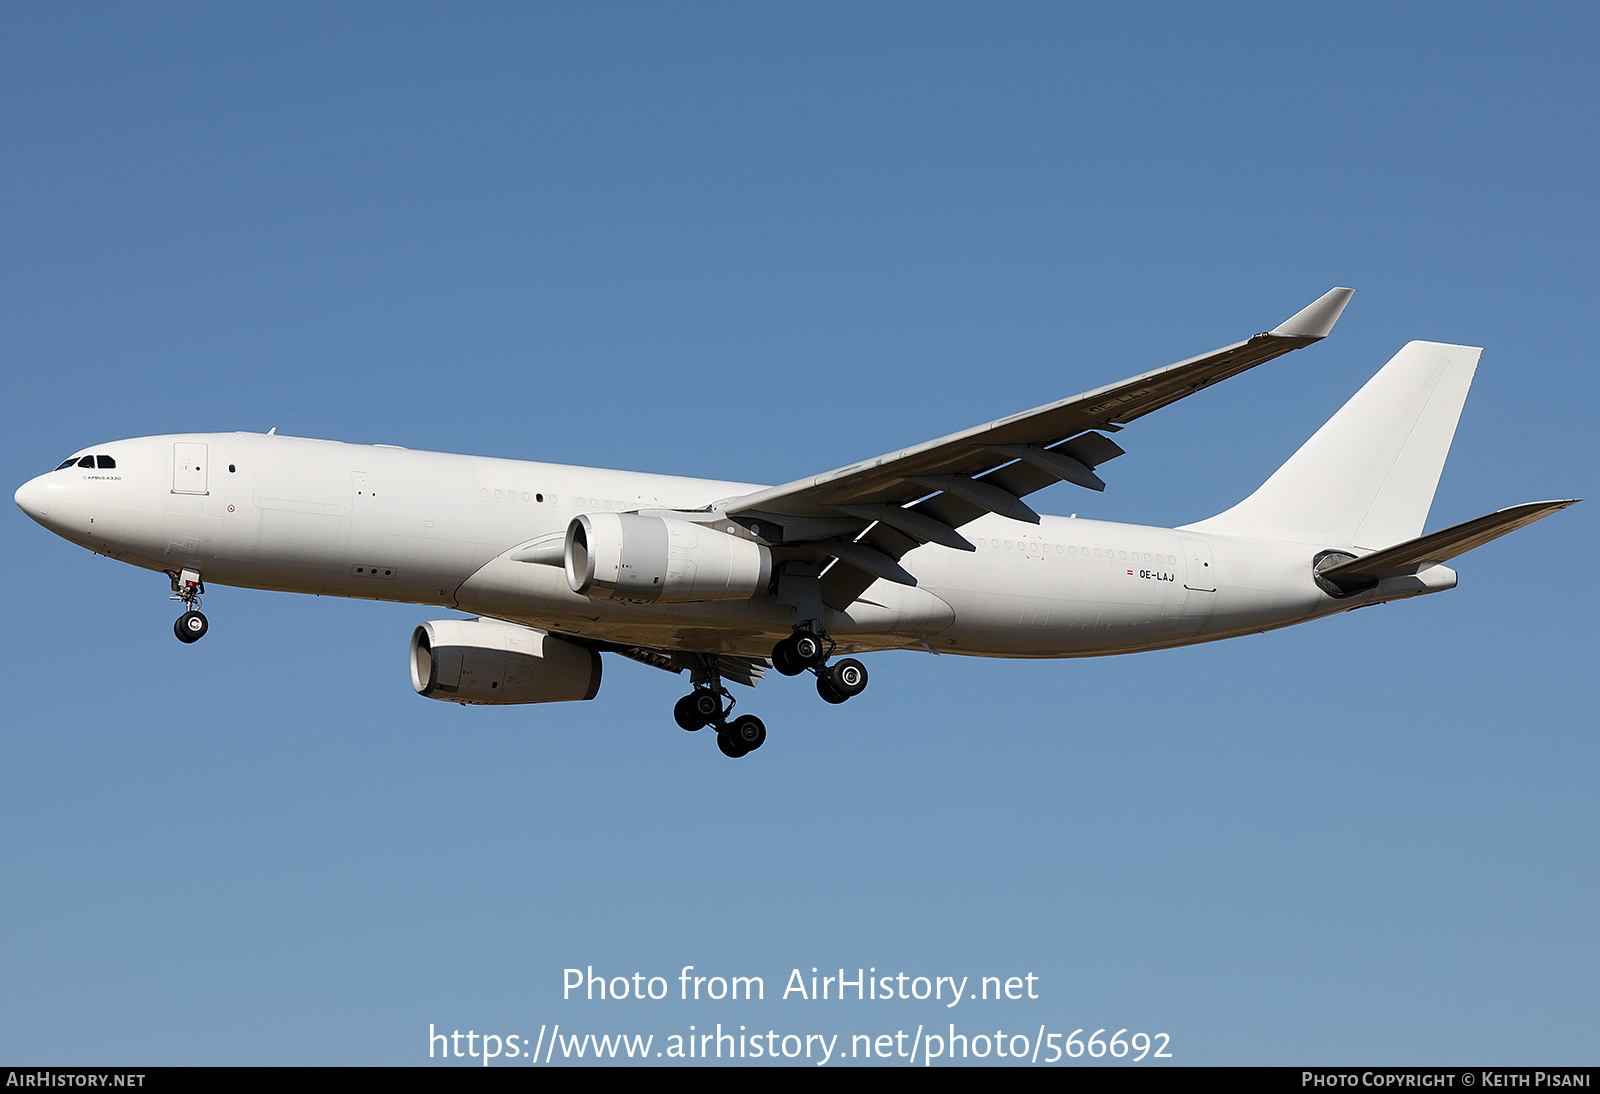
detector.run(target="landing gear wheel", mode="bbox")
[827,657,868,698]
[727,714,766,752]
[771,638,806,677]
[175,610,208,644]
[816,676,850,704]
[791,632,826,668]
[674,694,705,731]
[673,688,723,731]
[692,688,722,721]
[716,733,749,758]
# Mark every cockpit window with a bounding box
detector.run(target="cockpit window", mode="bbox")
[77,456,95,469]
[96,455,116,469]
[56,458,79,471]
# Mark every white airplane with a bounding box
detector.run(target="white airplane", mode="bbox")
[14,289,1576,758]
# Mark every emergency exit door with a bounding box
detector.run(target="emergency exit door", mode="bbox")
[1179,536,1216,592]
[172,443,208,495]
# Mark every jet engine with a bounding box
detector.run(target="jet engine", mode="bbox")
[564,513,772,602]
[410,618,602,705]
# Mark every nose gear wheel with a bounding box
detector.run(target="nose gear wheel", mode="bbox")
[175,610,208,643]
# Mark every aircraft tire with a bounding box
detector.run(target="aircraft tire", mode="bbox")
[816,676,850,704]
[791,633,825,667]
[828,658,868,697]
[175,610,208,643]
[728,714,766,752]
[716,733,749,758]
[673,694,706,731]
[692,688,722,721]
[771,637,805,676]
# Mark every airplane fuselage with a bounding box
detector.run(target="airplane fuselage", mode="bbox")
[15,431,1454,660]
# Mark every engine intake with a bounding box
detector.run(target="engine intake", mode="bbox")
[410,618,602,705]
[564,513,772,602]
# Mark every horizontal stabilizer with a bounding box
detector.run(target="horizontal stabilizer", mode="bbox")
[1319,499,1579,584]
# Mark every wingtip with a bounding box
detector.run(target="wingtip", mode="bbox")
[1269,286,1355,340]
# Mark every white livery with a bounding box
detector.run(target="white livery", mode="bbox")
[14,290,1576,757]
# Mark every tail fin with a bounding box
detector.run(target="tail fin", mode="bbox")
[1183,341,1480,549]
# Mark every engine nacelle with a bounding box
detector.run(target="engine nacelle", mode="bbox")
[564,513,772,602]
[410,618,602,705]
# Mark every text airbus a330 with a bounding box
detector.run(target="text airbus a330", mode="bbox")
[15,289,1576,758]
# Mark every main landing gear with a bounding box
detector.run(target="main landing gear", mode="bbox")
[665,630,867,760]
[167,568,209,644]
[672,655,767,759]
[771,627,869,705]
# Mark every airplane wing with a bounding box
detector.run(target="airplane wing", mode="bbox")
[722,287,1355,609]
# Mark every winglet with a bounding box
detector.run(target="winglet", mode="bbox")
[1269,287,1355,340]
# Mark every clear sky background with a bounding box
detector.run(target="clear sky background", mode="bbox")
[2,2,1595,1067]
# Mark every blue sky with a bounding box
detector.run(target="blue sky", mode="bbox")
[2,3,1594,1066]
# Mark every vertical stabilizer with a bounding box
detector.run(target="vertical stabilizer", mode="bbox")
[1182,341,1480,549]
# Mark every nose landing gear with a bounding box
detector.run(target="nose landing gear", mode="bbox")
[167,568,209,644]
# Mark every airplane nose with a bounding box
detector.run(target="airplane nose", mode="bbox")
[14,476,50,523]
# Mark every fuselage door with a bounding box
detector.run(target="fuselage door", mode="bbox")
[173,442,209,495]
[1179,536,1217,592]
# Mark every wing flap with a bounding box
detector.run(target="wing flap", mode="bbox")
[611,646,770,688]
[817,538,918,586]
[831,504,975,550]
